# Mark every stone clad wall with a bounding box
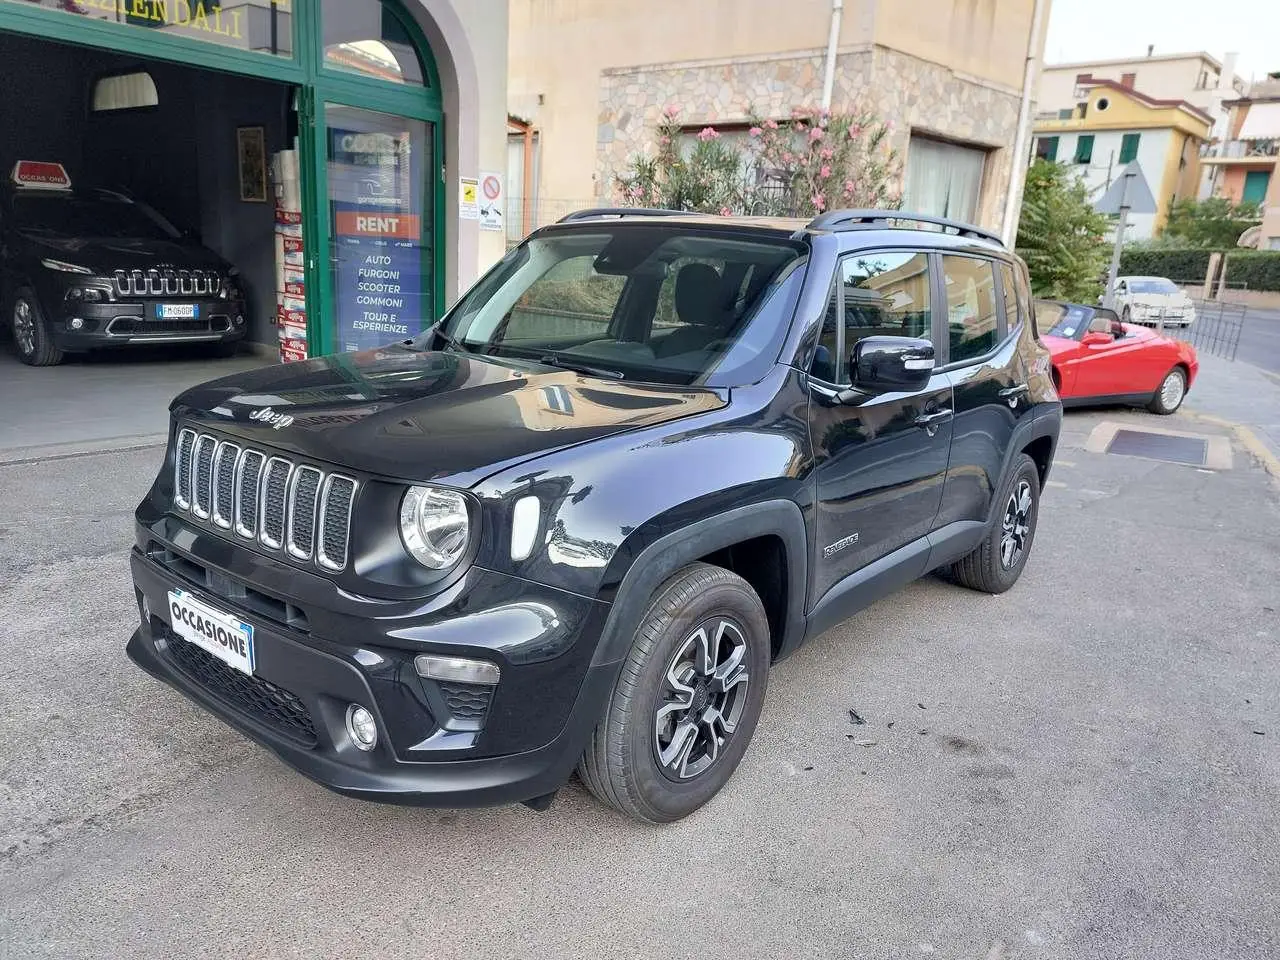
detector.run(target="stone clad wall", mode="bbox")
[595,44,1022,230]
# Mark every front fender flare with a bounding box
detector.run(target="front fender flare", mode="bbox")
[589,499,809,669]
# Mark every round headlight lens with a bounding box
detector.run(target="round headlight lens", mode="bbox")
[400,486,470,569]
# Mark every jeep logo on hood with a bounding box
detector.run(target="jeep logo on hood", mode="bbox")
[248,407,295,430]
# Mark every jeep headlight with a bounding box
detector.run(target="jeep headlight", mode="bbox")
[399,486,470,569]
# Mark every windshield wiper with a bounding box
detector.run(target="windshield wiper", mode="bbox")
[538,354,625,380]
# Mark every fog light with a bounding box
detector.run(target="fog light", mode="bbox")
[345,704,378,751]
[69,317,84,330]
[415,654,500,685]
[233,314,245,326]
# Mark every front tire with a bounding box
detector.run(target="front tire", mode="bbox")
[578,562,770,823]
[10,288,63,366]
[951,453,1041,594]
[1147,367,1186,415]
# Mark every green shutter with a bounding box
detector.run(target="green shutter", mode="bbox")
[1074,135,1095,164]
[1243,170,1271,204]
[1119,133,1140,164]
[1036,136,1059,162]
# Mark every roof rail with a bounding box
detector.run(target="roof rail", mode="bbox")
[556,207,694,223]
[806,209,1003,246]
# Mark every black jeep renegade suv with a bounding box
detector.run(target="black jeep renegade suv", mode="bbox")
[127,208,1062,823]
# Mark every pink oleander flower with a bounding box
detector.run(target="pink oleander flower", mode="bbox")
[820,147,834,160]
[663,103,681,118]
[843,179,856,196]
[848,125,862,139]
[749,126,763,137]
[820,165,832,178]
[811,193,826,211]
[719,206,733,216]
[809,127,824,142]
[697,126,720,141]
[764,119,779,129]
[782,152,794,164]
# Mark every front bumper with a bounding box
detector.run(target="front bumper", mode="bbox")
[51,297,248,348]
[127,537,617,808]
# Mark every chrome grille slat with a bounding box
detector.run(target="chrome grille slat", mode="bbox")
[260,457,292,550]
[211,441,241,529]
[286,467,323,560]
[235,450,265,539]
[191,435,216,520]
[317,476,357,571]
[174,428,196,510]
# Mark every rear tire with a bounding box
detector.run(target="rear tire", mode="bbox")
[1147,367,1186,415]
[578,562,770,823]
[951,453,1040,594]
[10,288,63,366]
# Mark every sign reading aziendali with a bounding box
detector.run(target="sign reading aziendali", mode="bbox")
[7,0,293,57]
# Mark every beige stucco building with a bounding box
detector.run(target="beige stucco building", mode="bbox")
[507,0,1050,239]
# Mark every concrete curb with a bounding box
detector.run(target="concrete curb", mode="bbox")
[1182,410,1280,488]
[0,434,168,467]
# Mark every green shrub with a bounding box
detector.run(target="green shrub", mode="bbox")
[1118,247,1214,284]
[1224,251,1280,292]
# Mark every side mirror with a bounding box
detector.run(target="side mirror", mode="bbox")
[1110,320,1125,338]
[1081,330,1112,346]
[851,336,935,393]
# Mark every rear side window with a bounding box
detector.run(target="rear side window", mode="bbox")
[941,255,998,364]
[998,262,1021,330]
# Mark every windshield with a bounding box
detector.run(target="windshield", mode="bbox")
[1037,301,1091,339]
[427,225,806,386]
[12,192,179,240]
[1127,279,1178,294]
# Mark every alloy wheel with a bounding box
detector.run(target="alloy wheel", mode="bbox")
[653,617,750,781]
[1160,370,1185,411]
[13,298,35,356]
[1000,480,1033,570]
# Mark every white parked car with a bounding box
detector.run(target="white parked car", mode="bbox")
[1113,276,1197,327]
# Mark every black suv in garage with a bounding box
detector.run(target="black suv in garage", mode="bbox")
[2,175,247,365]
[126,208,1061,822]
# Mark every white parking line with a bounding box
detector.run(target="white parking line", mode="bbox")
[1047,480,1068,489]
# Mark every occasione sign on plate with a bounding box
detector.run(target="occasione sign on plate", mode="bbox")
[11,161,71,189]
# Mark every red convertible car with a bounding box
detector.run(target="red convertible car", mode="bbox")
[1036,299,1198,415]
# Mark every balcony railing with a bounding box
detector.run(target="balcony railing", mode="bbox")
[1202,139,1280,159]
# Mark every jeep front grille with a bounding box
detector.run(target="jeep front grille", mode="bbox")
[173,428,357,571]
[114,268,223,298]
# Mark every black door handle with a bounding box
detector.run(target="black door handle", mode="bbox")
[999,383,1030,399]
[913,409,953,430]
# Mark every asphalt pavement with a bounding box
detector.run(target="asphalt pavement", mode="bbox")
[1,406,1278,960]
[1235,306,1280,375]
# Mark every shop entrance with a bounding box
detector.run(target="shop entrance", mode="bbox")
[0,0,444,449]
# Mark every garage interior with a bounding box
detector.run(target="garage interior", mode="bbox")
[0,28,293,356]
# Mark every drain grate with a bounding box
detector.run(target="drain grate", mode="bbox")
[1106,429,1208,466]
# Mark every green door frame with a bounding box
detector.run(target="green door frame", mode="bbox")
[0,0,445,359]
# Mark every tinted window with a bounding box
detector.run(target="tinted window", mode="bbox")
[998,262,1020,331]
[942,255,998,363]
[436,226,804,387]
[812,251,932,383]
[12,192,178,240]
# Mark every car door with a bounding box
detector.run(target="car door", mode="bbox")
[807,249,953,605]
[936,253,1038,529]
[1071,309,1166,397]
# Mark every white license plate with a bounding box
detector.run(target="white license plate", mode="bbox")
[167,589,255,676]
[157,303,198,319]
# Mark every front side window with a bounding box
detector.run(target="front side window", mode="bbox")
[812,250,933,383]
[434,226,805,387]
[942,255,999,363]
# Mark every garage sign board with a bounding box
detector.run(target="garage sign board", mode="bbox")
[11,161,71,190]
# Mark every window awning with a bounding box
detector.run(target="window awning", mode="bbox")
[1238,101,1280,140]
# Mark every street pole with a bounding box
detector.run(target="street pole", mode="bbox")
[1103,167,1133,311]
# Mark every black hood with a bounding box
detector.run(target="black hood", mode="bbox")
[22,233,227,273]
[171,346,728,487]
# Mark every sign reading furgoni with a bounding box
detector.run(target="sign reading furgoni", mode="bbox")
[6,0,293,57]
[328,114,432,353]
